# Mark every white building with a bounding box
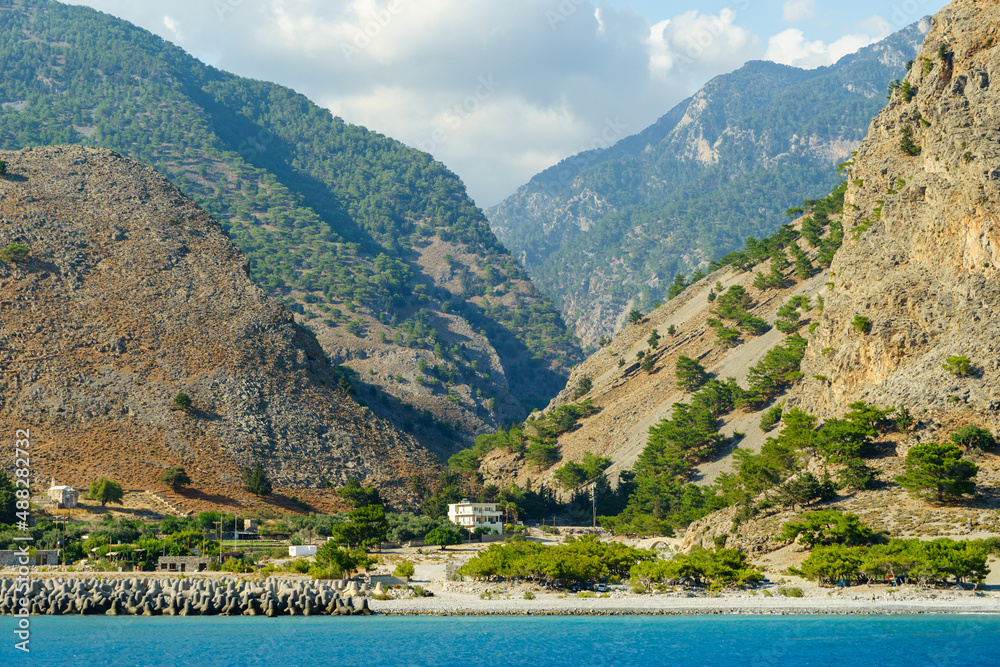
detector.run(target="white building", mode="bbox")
[447,499,503,534]
[48,480,79,509]
[288,544,318,557]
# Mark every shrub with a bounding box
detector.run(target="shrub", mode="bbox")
[895,406,914,433]
[88,478,124,506]
[851,315,872,334]
[285,559,310,574]
[159,466,191,492]
[171,392,192,412]
[895,442,978,502]
[900,125,921,155]
[572,375,593,399]
[950,425,995,451]
[394,561,416,581]
[838,459,878,491]
[424,525,462,550]
[0,160,6,176]
[523,590,535,600]
[777,586,803,598]
[675,356,709,392]
[242,461,273,496]
[628,309,642,324]
[0,243,29,262]
[759,404,783,432]
[942,355,974,377]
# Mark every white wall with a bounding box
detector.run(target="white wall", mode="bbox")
[288,545,318,557]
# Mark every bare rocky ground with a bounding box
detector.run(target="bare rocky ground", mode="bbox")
[0,145,438,507]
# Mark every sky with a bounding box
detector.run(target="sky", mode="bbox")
[68,0,949,207]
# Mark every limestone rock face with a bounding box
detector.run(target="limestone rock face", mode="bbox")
[0,146,437,501]
[792,0,1000,418]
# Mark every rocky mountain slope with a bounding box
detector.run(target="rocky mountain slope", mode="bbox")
[792,0,1000,419]
[0,145,438,505]
[480,230,831,491]
[488,25,927,348]
[480,0,1000,558]
[0,0,582,453]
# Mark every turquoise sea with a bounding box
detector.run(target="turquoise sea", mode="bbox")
[6,615,1000,665]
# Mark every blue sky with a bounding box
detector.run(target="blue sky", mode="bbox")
[70,0,948,206]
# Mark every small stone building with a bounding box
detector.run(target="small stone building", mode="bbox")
[157,556,212,573]
[0,549,60,567]
[48,483,79,509]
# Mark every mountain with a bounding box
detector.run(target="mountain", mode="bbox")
[471,0,1000,560]
[791,0,1000,420]
[0,145,438,506]
[0,0,582,454]
[487,24,928,348]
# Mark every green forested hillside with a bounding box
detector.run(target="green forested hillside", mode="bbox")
[0,0,581,446]
[488,24,927,348]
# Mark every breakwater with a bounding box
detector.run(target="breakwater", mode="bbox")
[0,577,374,616]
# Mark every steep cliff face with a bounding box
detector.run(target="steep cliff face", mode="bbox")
[0,146,437,503]
[792,0,1000,419]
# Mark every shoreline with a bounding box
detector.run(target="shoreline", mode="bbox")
[8,570,1000,618]
[368,596,1000,617]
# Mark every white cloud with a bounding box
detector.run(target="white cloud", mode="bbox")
[782,0,816,24]
[648,9,759,81]
[162,15,181,41]
[764,27,878,69]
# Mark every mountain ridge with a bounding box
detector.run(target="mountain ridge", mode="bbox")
[488,24,928,348]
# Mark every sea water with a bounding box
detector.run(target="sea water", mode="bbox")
[6,615,1000,666]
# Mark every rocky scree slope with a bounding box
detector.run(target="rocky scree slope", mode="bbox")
[480,229,832,491]
[0,146,437,503]
[792,0,1000,421]
[487,25,925,348]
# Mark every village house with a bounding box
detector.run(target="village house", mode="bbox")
[447,499,503,534]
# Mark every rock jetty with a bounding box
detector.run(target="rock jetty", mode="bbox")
[0,577,373,617]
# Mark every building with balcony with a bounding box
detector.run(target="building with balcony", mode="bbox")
[447,499,503,534]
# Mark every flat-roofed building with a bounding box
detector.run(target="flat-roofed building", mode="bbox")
[447,499,503,534]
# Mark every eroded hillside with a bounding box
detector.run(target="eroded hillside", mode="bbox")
[0,146,438,506]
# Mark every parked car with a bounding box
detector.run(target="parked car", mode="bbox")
[595,583,608,592]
